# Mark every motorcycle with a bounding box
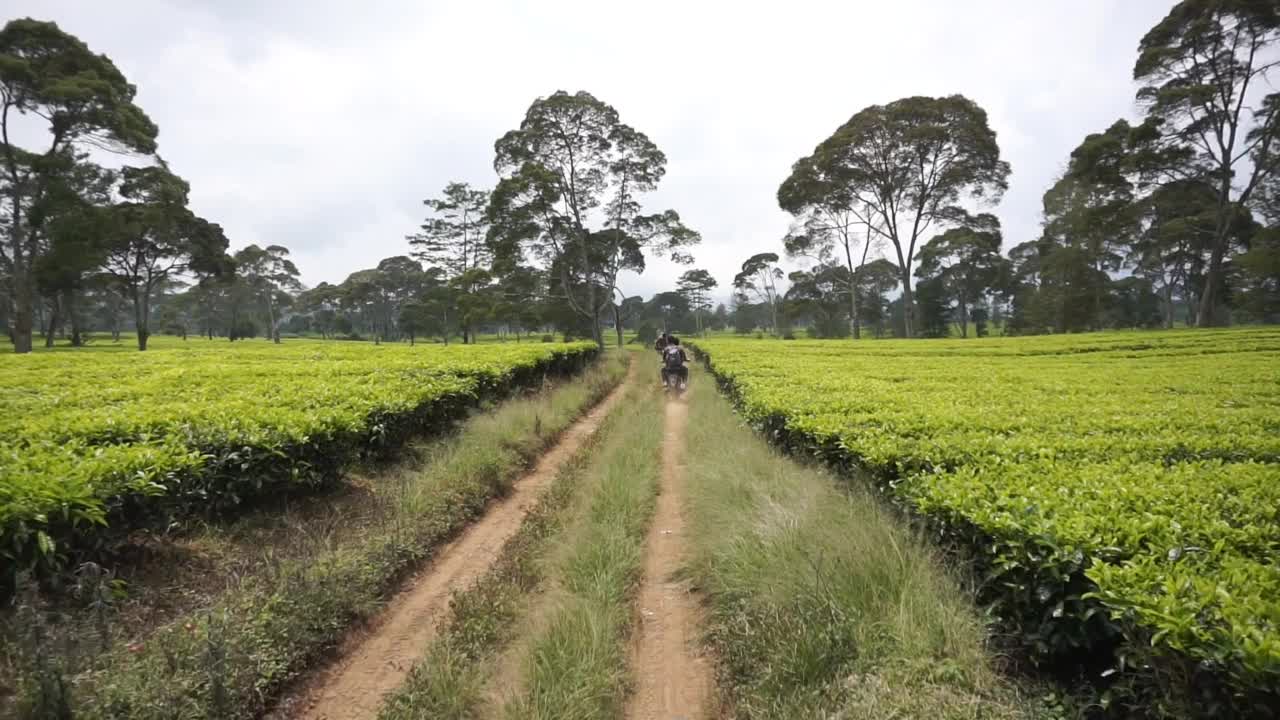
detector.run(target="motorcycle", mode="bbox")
[662,366,688,394]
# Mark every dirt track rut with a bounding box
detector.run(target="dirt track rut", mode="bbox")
[286,365,632,720]
[627,394,712,720]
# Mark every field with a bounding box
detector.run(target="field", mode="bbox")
[0,337,597,583]
[691,329,1280,712]
[6,330,1277,720]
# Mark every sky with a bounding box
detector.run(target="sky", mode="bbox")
[5,0,1176,303]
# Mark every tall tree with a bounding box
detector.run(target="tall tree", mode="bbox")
[1133,0,1280,326]
[779,152,879,338]
[915,214,1009,338]
[1237,169,1280,320]
[491,265,547,341]
[234,244,301,343]
[410,181,491,343]
[410,181,491,276]
[488,90,698,347]
[31,153,115,346]
[855,258,901,338]
[797,95,1010,337]
[0,18,158,352]
[1048,121,1141,327]
[733,252,783,335]
[100,166,229,350]
[676,268,717,336]
[785,264,852,338]
[1130,179,1222,326]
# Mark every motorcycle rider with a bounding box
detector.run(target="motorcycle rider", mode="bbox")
[653,332,671,354]
[659,336,689,388]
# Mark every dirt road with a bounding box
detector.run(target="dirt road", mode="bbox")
[285,366,633,720]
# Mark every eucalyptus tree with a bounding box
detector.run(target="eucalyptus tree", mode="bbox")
[733,252,784,335]
[915,214,1008,338]
[785,264,852,338]
[410,181,491,342]
[1132,0,1280,325]
[0,18,158,352]
[488,90,699,347]
[779,153,879,338]
[855,258,901,338]
[99,166,229,350]
[676,268,717,336]
[787,95,1010,337]
[31,153,116,346]
[234,244,301,343]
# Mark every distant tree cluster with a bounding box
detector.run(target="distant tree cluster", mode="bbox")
[0,19,702,350]
[758,0,1279,338]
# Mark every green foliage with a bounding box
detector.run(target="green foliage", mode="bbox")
[693,329,1280,716]
[0,339,598,587]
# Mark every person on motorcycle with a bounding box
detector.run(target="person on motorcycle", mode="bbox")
[654,332,671,354]
[660,336,689,388]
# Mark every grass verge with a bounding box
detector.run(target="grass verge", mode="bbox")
[499,377,664,720]
[8,353,629,720]
[375,376,635,720]
[681,371,1052,720]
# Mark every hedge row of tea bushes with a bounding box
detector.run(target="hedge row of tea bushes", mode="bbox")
[0,340,598,581]
[692,328,1280,717]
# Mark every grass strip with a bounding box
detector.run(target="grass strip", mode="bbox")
[10,354,629,720]
[499,378,664,720]
[680,372,1048,720]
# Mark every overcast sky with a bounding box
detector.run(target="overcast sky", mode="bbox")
[7,0,1174,301]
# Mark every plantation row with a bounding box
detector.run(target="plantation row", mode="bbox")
[692,329,1280,714]
[0,339,598,582]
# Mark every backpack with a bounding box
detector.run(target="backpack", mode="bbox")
[663,345,684,369]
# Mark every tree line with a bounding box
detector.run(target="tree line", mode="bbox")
[0,18,704,351]
[5,1,1278,352]
[744,0,1278,339]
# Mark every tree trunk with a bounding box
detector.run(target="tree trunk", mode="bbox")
[613,304,625,348]
[959,296,968,338]
[850,287,861,340]
[1195,244,1228,327]
[44,296,59,348]
[845,224,869,341]
[591,305,604,348]
[266,293,280,343]
[35,298,47,341]
[8,207,33,353]
[135,289,150,351]
[109,291,123,342]
[899,270,915,339]
[67,290,83,347]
